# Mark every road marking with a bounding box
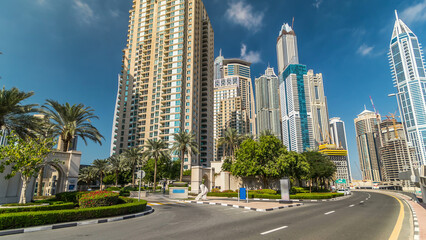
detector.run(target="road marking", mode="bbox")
[349,204,355,207]
[360,201,364,203]
[386,194,405,240]
[260,226,288,235]
[366,198,369,200]
[324,211,335,215]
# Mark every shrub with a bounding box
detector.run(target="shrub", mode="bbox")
[168,184,188,188]
[106,187,121,191]
[0,198,147,230]
[0,203,75,214]
[290,187,309,194]
[251,189,277,195]
[221,190,235,193]
[55,192,86,203]
[79,191,119,208]
[2,202,46,207]
[211,188,221,193]
[290,193,343,199]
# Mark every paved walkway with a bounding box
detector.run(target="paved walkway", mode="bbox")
[399,194,426,240]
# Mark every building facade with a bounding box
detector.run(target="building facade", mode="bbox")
[213,55,256,161]
[379,120,417,182]
[307,70,330,148]
[389,11,426,166]
[329,117,352,181]
[319,144,351,185]
[354,109,382,181]
[110,0,214,169]
[255,67,281,139]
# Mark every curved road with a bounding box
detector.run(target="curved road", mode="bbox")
[4,191,413,240]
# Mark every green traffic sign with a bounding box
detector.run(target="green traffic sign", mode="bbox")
[336,179,347,184]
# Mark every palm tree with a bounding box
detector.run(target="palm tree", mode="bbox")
[260,129,274,137]
[108,154,129,187]
[172,131,199,182]
[143,139,169,192]
[217,128,241,161]
[123,147,143,187]
[41,99,104,152]
[91,159,110,190]
[78,167,97,190]
[0,86,39,138]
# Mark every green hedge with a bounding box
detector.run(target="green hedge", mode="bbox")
[0,198,147,230]
[55,192,86,203]
[290,193,344,199]
[0,203,75,214]
[79,191,119,208]
[2,202,46,207]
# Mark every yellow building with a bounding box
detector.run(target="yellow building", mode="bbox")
[111,0,215,169]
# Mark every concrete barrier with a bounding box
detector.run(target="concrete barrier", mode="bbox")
[130,191,147,198]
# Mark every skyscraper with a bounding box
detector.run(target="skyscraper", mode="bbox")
[277,23,314,152]
[255,67,281,139]
[329,117,352,181]
[389,11,426,166]
[307,70,330,147]
[213,55,256,161]
[379,119,417,183]
[354,109,382,181]
[110,0,214,169]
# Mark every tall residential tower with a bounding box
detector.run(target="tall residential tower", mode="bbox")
[255,67,281,139]
[389,11,426,166]
[111,0,214,169]
[277,23,314,152]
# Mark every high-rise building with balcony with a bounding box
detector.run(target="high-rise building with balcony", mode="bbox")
[307,70,330,147]
[110,0,214,169]
[213,54,256,161]
[255,67,281,139]
[354,109,382,181]
[277,23,314,152]
[389,11,426,166]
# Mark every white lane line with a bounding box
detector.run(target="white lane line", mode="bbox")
[360,201,364,203]
[324,211,335,215]
[366,198,369,200]
[349,204,355,207]
[260,226,288,235]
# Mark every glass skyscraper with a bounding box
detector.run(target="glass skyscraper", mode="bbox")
[389,11,426,166]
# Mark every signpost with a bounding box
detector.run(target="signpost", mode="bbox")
[137,170,145,201]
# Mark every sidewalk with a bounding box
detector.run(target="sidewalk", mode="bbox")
[397,194,425,240]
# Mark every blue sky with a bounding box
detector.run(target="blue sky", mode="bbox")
[1,0,426,180]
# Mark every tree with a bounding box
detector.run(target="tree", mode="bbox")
[108,154,129,187]
[41,99,104,152]
[230,135,287,188]
[123,147,143,187]
[277,151,310,186]
[0,86,40,139]
[143,139,169,192]
[217,128,241,160]
[171,131,199,182]
[0,132,56,203]
[91,159,110,190]
[303,151,337,192]
[78,167,96,189]
[259,129,275,137]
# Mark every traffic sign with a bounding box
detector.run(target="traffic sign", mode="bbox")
[336,179,347,184]
[137,170,145,179]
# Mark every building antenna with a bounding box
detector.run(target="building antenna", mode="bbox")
[395,10,399,21]
[292,17,295,29]
[219,48,222,57]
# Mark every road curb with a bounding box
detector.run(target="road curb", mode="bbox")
[397,194,420,240]
[184,200,303,211]
[0,207,155,237]
[223,194,351,202]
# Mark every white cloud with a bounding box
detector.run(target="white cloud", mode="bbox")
[240,44,261,64]
[73,0,97,24]
[110,9,120,18]
[357,44,374,56]
[313,0,323,8]
[400,0,426,24]
[36,0,47,5]
[226,0,264,31]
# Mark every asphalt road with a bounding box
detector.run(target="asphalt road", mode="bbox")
[3,191,413,240]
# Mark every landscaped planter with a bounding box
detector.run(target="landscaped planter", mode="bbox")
[169,187,188,199]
